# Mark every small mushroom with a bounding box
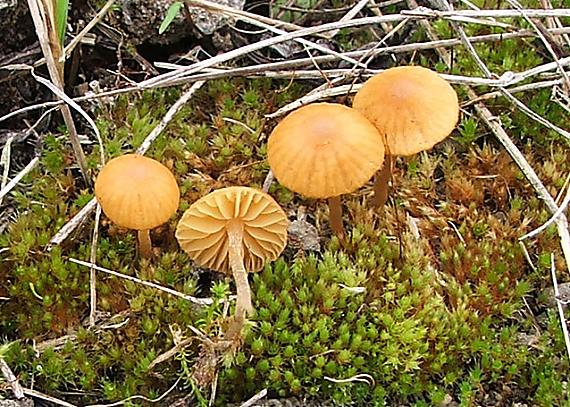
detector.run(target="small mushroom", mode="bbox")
[267,102,385,236]
[353,66,459,206]
[95,154,180,258]
[175,186,288,321]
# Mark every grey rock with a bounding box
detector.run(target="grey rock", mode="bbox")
[120,0,194,45]
[288,219,320,252]
[0,0,16,11]
[0,398,34,407]
[542,282,570,309]
[189,0,245,35]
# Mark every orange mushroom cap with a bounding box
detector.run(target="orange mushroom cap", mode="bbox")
[95,154,180,230]
[353,66,459,156]
[175,186,288,273]
[267,103,385,199]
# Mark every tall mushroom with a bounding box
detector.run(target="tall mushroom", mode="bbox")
[267,102,385,236]
[175,186,288,322]
[95,154,180,258]
[353,66,459,206]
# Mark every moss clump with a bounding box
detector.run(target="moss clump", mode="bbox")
[0,23,569,404]
[218,222,567,405]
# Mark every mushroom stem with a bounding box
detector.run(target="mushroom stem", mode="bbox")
[137,229,153,259]
[226,221,253,320]
[372,154,394,207]
[327,196,344,237]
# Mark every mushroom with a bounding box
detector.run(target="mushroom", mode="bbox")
[175,186,288,321]
[353,66,459,206]
[95,154,180,258]
[267,102,385,236]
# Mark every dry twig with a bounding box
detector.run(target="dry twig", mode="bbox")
[69,258,216,306]
[26,0,90,183]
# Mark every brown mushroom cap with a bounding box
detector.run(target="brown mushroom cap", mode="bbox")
[267,103,385,199]
[95,154,180,230]
[175,186,288,273]
[353,66,459,156]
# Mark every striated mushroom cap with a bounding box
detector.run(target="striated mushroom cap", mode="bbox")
[353,66,459,156]
[95,154,180,230]
[267,103,385,199]
[175,187,288,273]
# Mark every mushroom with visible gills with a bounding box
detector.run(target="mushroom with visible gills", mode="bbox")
[95,154,180,258]
[353,66,459,206]
[267,102,385,236]
[175,186,288,322]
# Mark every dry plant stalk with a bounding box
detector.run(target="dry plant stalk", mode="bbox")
[408,0,570,363]
[26,0,91,184]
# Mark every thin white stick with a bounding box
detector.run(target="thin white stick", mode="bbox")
[0,136,13,207]
[60,0,116,62]
[23,387,77,407]
[239,389,268,407]
[551,253,570,361]
[84,377,181,407]
[0,157,40,202]
[267,84,359,118]
[324,373,375,386]
[401,8,570,18]
[262,170,274,192]
[28,67,106,165]
[506,0,570,92]
[26,0,90,183]
[3,26,570,125]
[135,81,206,154]
[47,198,97,249]
[69,258,215,306]
[188,0,367,69]
[48,82,206,249]
[0,357,24,399]
[520,183,570,240]
[321,0,371,38]
[88,204,102,327]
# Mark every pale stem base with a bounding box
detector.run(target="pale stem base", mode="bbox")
[227,221,253,320]
[137,229,153,259]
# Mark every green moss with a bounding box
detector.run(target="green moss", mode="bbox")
[0,23,568,406]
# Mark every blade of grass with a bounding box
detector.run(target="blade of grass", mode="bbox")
[55,0,69,46]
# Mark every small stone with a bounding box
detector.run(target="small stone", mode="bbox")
[541,282,570,309]
[0,398,34,407]
[288,219,320,252]
[0,0,16,11]
[189,0,245,35]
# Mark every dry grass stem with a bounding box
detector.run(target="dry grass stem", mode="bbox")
[412,0,570,363]
[550,254,570,361]
[69,258,216,306]
[0,157,40,202]
[88,204,102,327]
[2,26,570,126]
[239,389,268,407]
[0,136,13,207]
[147,337,194,371]
[84,377,181,407]
[23,387,78,407]
[26,0,90,184]
[188,0,367,69]
[0,357,24,399]
[60,0,116,63]
[135,81,206,154]
[48,81,205,249]
[324,373,375,386]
